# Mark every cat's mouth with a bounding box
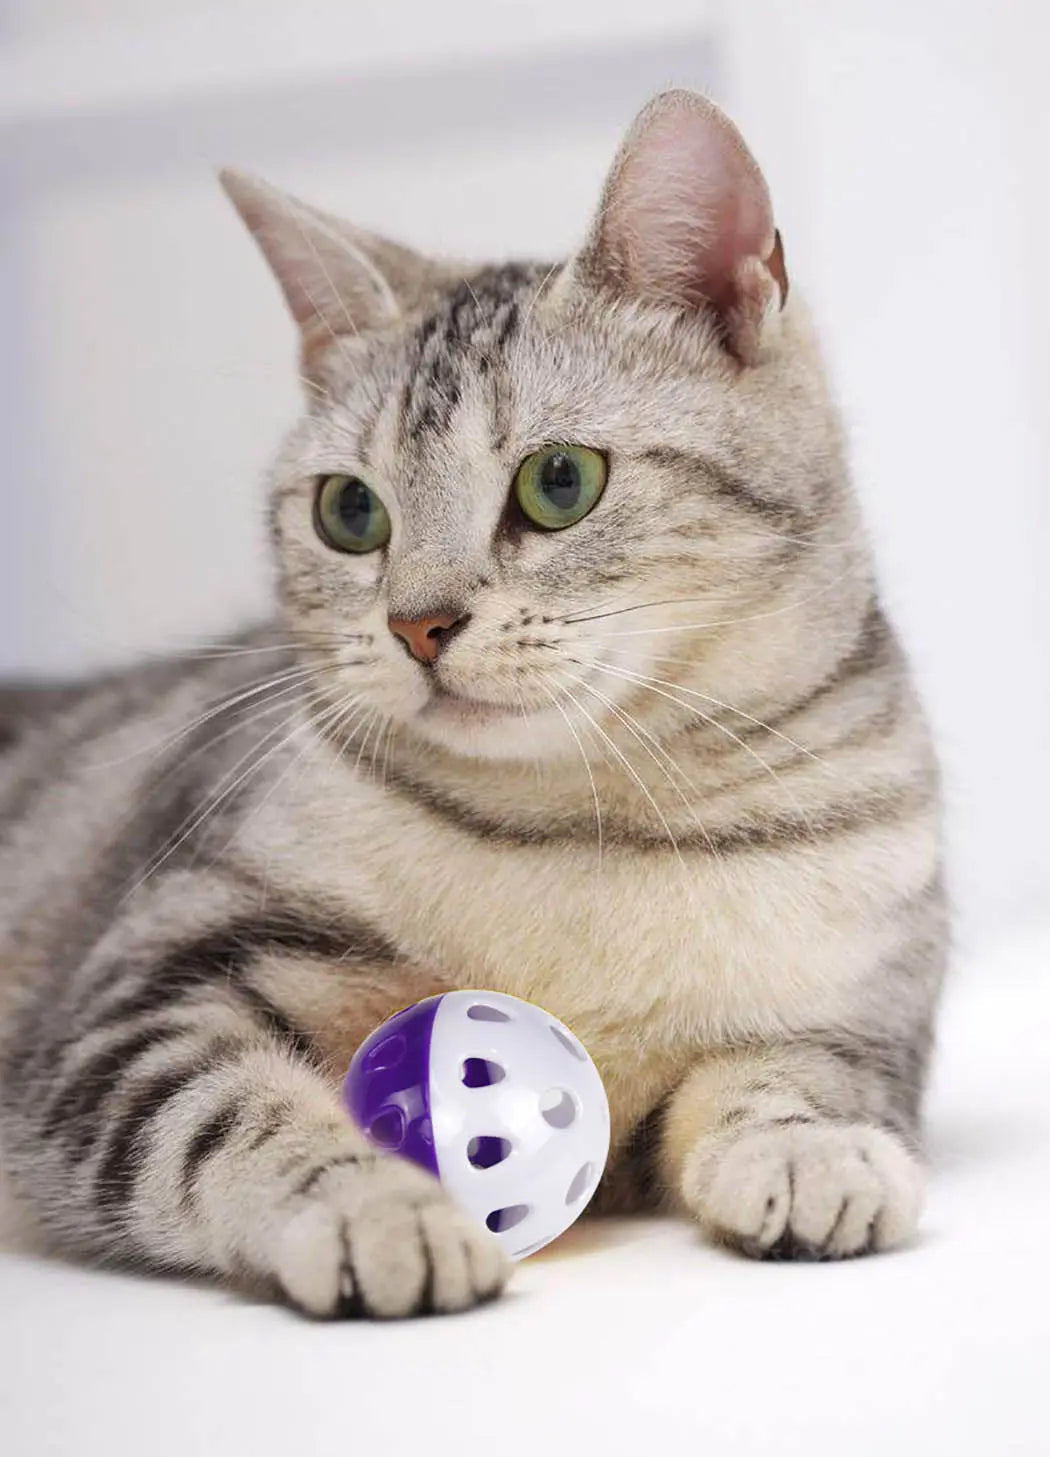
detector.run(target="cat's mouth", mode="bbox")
[421,682,515,725]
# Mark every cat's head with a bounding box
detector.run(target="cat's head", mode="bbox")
[223,91,855,764]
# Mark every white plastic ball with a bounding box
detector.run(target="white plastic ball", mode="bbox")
[426,991,611,1259]
[345,989,611,1260]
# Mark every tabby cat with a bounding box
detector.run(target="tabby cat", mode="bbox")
[0,92,945,1317]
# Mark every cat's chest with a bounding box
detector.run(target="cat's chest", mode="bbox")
[371,834,771,1045]
[262,765,862,1061]
[245,766,881,1146]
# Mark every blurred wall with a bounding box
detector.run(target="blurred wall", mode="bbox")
[724,0,1050,952]
[1,1,1048,951]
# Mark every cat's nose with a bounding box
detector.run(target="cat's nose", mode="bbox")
[388,611,471,664]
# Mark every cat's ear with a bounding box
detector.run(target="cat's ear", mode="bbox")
[577,91,788,363]
[219,168,428,364]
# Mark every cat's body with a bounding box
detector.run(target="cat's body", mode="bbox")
[0,93,945,1316]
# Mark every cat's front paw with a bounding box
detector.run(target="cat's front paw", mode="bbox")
[272,1155,509,1319]
[682,1122,922,1260]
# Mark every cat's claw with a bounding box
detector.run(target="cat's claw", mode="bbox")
[682,1121,923,1260]
[273,1158,509,1319]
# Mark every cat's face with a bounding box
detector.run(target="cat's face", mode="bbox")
[227,92,845,764]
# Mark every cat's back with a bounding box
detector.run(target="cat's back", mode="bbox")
[0,626,297,975]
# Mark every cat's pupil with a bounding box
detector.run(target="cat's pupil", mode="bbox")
[540,453,581,510]
[338,479,373,537]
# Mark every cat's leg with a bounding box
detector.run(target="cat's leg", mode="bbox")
[0,875,508,1316]
[656,1038,927,1259]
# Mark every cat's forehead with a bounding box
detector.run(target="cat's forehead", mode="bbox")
[394,263,553,448]
[309,258,727,497]
[309,263,551,471]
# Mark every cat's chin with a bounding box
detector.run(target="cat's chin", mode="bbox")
[410,689,567,762]
[420,685,510,723]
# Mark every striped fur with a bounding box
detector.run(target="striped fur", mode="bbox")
[0,93,945,1315]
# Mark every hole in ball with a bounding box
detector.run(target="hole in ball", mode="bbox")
[367,1107,405,1149]
[461,1057,505,1088]
[550,1024,587,1061]
[466,1003,511,1022]
[467,1135,512,1169]
[539,1088,577,1129]
[363,1033,406,1072]
[486,1204,530,1233]
[565,1162,594,1205]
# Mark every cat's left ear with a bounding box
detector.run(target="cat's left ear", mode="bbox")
[575,91,788,363]
[220,169,430,368]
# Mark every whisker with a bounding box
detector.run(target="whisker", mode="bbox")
[513,682,545,793]
[368,714,393,785]
[122,688,332,900]
[578,658,812,829]
[379,718,398,789]
[561,670,721,860]
[338,702,374,763]
[588,662,834,775]
[211,690,365,865]
[553,676,685,866]
[175,637,370,661]
[565,595,726,627]
[80,678,325,876]
[508,262,562,370]
[537,680,603,875]
[353,709,382,774]
[578,558,867,639]
[85,662,335,771]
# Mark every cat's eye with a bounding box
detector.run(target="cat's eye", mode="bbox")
[513,446,607,531]
[314,474,391,554]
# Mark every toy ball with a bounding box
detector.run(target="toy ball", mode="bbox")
[342,990,610,1260]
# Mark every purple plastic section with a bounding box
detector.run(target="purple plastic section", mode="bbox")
[341,994,443,1180]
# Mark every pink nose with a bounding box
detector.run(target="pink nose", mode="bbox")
[388,612,467,664]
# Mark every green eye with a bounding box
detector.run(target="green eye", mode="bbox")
[314,474,391,554]
[513,445,608,531]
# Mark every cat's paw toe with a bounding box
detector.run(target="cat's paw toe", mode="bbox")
[273,1158,509,1319]
[683,1121,922,1260]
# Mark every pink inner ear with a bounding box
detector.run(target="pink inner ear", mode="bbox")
[604,97,776,315]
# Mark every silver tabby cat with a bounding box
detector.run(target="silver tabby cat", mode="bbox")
[0,93,945,1317]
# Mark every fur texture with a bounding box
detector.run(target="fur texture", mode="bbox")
[0,92,945,1316]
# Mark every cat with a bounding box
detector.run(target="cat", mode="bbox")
[0,91,946,1318]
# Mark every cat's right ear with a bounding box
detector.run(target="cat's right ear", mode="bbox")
[219,169,427,366]
[572,91,788,364]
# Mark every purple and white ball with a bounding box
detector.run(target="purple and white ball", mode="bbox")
[342,990,611,1260]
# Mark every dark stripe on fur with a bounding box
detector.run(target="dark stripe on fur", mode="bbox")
[400,264,543,443]
[247,1102,288,1152]
[294,1152,371,1198]
[180,1096,242,1199]
[639,447,810,533]
[371,757,932,854]
[593,1094,670,1214]
[333,1224,366,1319]
[41,1022,188,1149]
[95,1060,209,1214]
[0,654,214,829]
[89,912,397,1041]
[416,1228,436,1316]
[825,1030,929,1134]
[7,902,396,1126]
[758,599,894,737]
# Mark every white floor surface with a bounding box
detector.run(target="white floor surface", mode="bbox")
[2,925,1048,1457]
